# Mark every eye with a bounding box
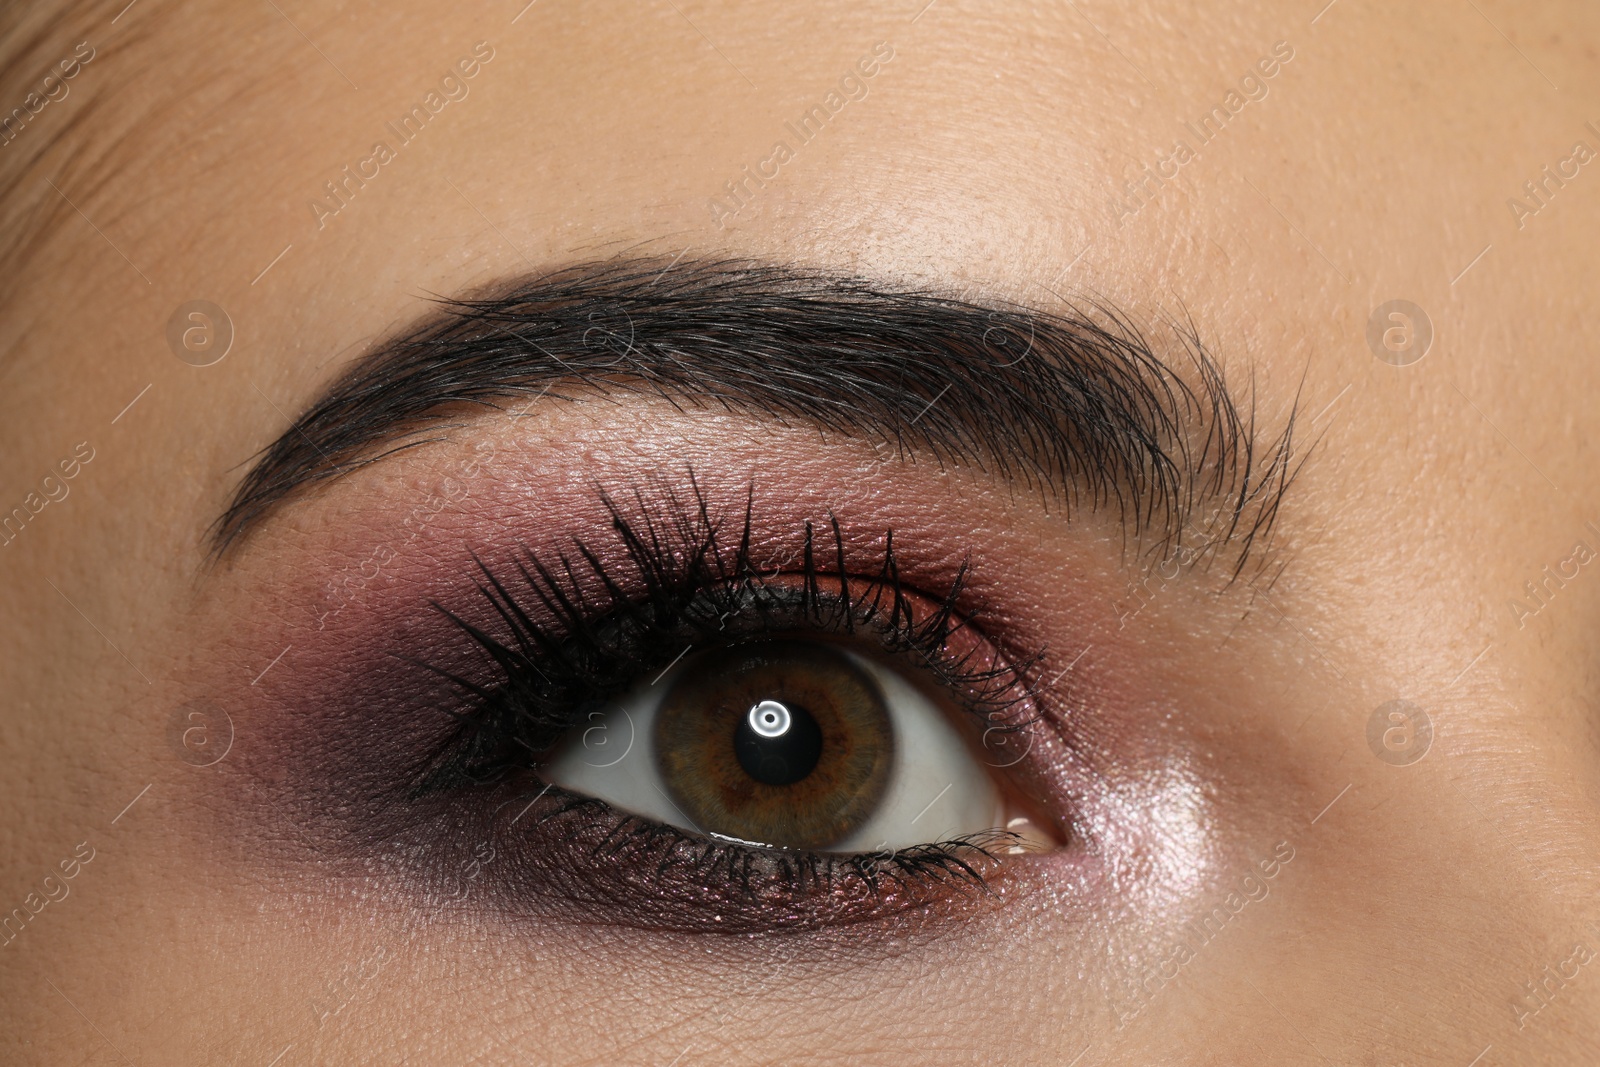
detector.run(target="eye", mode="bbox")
[542,638,1010,852]
[407,491,1067,928]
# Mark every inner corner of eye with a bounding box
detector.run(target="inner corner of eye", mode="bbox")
[537,637,1049,856]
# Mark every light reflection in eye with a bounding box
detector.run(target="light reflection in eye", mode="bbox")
[542,640,1006,852]
[735,698,824,786]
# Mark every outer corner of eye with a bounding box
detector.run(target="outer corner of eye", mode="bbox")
[540,638,1065,860]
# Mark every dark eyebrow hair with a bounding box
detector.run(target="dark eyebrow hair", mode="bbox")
[213,257,1303,577]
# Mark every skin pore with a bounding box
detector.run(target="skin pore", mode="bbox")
[2,1,1600,1064]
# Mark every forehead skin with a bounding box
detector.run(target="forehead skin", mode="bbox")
[3,1,1600,1064]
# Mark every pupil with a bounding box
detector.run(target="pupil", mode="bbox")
[734,698,823,786]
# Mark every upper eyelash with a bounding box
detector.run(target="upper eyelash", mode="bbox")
[409,479,1044,796]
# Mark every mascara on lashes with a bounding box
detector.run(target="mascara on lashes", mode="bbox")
[376,486,1057,928]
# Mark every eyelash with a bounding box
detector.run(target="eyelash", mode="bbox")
[404,483,1048,925]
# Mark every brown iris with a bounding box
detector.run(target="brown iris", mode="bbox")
[654,640,895,849]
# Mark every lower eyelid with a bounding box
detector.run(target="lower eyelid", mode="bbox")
[402,778,1031,936]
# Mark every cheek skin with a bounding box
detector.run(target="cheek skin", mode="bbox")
[167,405,1264,990]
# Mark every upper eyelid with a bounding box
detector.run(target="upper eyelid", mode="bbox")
[412,489,1045,790]
[212,257,1302,582]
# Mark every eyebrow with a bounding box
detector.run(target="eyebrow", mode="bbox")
[213,258,1302,576]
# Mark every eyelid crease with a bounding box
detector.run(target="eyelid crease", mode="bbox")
[212,257,1306,582]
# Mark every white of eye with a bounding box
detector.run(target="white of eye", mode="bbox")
[541,649,1004,852]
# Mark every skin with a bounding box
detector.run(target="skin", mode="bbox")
[2,0,1599,1063]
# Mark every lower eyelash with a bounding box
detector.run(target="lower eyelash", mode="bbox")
[424,779,1023,934]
